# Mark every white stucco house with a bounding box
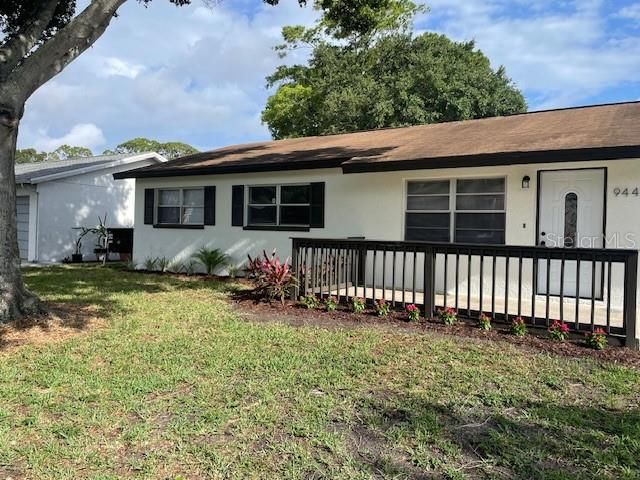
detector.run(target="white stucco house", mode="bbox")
[16,152,166,262]
[115,102,640,348]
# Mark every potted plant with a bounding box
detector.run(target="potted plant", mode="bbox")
[92,214,110,265]
[71,225,93,263]
[71,236,83,263]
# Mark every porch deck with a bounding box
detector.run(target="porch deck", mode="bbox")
[321,285,624,329]
[292,238,638,346]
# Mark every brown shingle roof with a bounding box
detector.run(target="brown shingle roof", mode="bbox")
[115,102,640,179]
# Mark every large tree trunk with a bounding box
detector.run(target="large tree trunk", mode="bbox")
[0,107,41,322]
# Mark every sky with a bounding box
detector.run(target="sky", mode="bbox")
[16,0,640,154]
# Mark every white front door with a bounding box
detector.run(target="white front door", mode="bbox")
[537,169,605,297]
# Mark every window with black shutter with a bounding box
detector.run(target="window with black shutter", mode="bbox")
[243,183,324,229]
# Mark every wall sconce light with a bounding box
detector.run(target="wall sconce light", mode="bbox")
[522,175,531,189]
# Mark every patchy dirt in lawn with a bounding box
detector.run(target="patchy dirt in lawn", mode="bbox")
[0,302,105,353]
[231,292,640,369]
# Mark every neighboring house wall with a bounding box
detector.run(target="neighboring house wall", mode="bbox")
[34,160,155,263]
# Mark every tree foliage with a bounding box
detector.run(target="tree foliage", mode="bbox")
[262,5,527,139]
[15,148,46,164]
[103,137,198,159]
[16,137,198,164]
[15,144,93,163]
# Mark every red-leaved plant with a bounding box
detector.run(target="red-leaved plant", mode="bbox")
[511,317,527,337]
[478,313,492,331]
[585,328,608,350]
[375,299,390,317]
[548,320,570,341]
[246,250,297,305]
[406,304,420,322]
[439,307,457,325]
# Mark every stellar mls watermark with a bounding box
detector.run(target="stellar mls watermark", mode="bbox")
[543,232,637,249]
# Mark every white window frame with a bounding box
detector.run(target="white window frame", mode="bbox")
[246,184,311,227]
[405,177,506,244]
[156,187,205,225]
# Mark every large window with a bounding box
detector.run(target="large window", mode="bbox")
[157,188,204,225]
[247,184,310,226]
[405,178,505,244]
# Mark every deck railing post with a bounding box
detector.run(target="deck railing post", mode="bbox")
[291,238,300,300]
[623,251,639,349]
[423,246,435,320]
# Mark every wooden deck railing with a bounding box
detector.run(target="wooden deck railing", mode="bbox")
[291,238,639,348]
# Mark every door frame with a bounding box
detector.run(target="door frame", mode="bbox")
[534,166,607,300]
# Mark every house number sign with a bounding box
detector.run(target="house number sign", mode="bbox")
[613,187,639,197]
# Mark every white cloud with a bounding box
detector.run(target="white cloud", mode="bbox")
[18,0,318,151]
[419,0,640,109]
[96,57,146,79]
[618,3,640,20]
[33,123,106,152]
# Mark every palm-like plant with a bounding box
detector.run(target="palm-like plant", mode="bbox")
[192,247,230,276]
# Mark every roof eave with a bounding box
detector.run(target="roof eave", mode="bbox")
[28,152,168,184]
[113,157,347,179]
[113,145,640,179]
[341,146,640,173]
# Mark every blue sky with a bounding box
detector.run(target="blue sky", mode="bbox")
[17,0,640,154]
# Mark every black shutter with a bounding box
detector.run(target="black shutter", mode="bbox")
[232,185,244,226]
[310,182,325,228]
[204,186,216,225]
[144,188,154,225]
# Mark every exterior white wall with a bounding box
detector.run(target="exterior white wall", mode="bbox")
[132,159,640,262]
[33,160,156,263]
[130,158,640,343]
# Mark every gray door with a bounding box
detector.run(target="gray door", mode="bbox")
[16,196,30,261]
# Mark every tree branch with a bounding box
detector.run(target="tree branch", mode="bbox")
[14,0,128,102]
[0,0,63,82]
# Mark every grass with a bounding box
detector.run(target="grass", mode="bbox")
[0,265,638,479]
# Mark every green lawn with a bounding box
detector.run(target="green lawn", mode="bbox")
[0,265,638,479]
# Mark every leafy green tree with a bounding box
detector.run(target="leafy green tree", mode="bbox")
[263,8,527,139]
[16,145,93,163]
[15,148,46,164]
[1,0,348,322]
[105,137,198,159]
[48,144,93,161]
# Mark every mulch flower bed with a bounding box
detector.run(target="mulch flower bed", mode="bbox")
[231,291,640,369]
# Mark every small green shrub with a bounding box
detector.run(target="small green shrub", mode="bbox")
[351,297,366,314]
[166,261,182,274]
[375,299,390,317]
[511,317,527,337]
[549,320,570,341]
[183,260,198,276]
[478,313,492,331]
[193,247,229,275]
[406,304,420,322]
[300,294,320,309]
[585,328,608,350]
[227,264,242,278]
[143,256,158,271]
[324,296,338,312]
[439,307,457,325]
[157,257,170,273]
